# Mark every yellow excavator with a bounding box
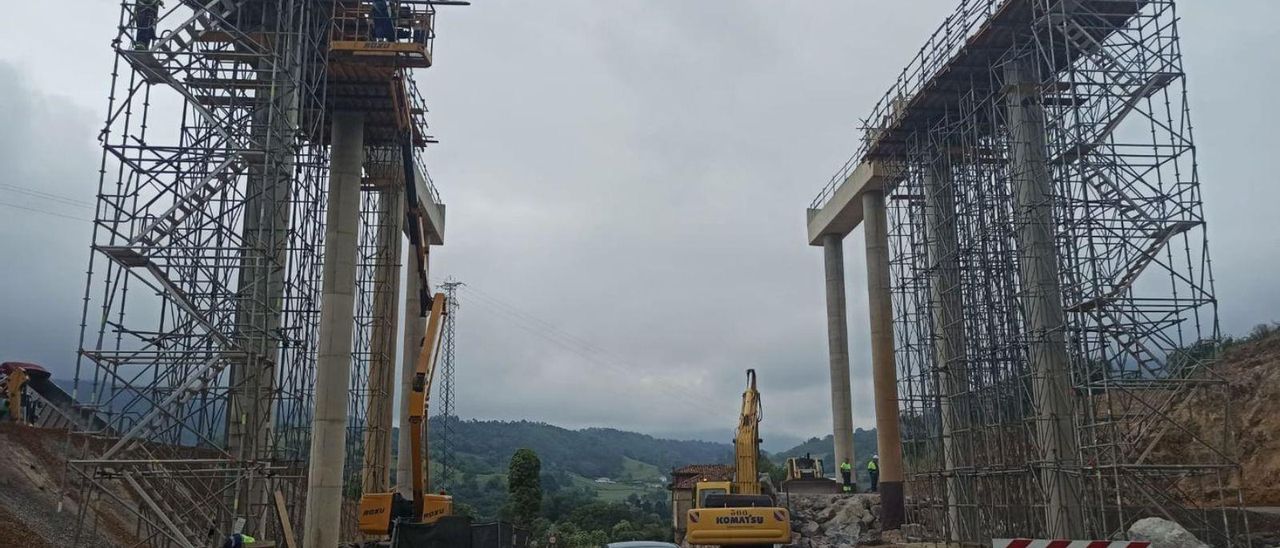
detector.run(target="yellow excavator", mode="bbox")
[358,292,455,538]
[685,369,792,547]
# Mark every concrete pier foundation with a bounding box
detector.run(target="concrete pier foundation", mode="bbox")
[303,111,365,548]
[821,233,856,480]
[861,190,904,528]
[1004,56,1085,539]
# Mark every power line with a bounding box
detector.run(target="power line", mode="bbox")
[0,200,92,222]
[0,183,95,209]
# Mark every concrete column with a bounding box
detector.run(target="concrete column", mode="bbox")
[226,51,301,528]
[361,185,404,494]
[396,244,427,497]
[821,233,856,483]
[861,190,905,528]
[923,152,976,541]
[1004,56,1085,539]
[303,111,365,548]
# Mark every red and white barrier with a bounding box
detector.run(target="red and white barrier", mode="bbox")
[993,540,1151,548]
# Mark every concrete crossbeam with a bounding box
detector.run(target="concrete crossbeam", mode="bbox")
[807,161,903,245]
[411,163,446,245]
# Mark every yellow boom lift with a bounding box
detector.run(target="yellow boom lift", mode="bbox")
[685,369,792,547]
[358,292,454,537]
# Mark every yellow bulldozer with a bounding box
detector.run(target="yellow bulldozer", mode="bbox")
[685,369,792,547]
[781,454,841,494]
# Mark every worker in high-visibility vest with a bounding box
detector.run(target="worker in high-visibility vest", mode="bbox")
[221,533,255,548]
[867,454,880,492]
[839,458,853,493]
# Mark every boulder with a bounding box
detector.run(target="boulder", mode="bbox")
[800,520,822,536]
[900,523,926,542]
[1127,517,1209,548]
[815,503,838,522]
[880,529,907,545]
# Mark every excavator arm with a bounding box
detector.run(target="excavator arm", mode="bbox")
[734,369,762,495]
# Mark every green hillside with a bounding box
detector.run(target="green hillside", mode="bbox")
[383,418,885,520]
[388,418,733,519]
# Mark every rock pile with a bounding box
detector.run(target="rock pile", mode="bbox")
[785,493,881,547]
[1127,517,1209,548]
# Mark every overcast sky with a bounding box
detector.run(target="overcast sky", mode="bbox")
[0,1,1276,447]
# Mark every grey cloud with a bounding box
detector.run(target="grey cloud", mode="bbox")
[0,61,100,378]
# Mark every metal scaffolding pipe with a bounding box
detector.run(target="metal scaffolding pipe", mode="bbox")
[923,152,975,541]
[361,185,404,494]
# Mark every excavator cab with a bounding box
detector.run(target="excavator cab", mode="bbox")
[694,481,731,508]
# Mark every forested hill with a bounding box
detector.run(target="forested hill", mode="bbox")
[422,418,733,478]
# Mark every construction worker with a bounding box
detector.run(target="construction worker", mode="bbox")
[867,454,880,492]
[370,0,395,41]
[839,457,853,493]
[221,532,256,548]
[134,0,164,49]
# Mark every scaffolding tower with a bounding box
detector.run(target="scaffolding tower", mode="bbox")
[812,0,1243,544]
[434,279,462,491]
[69,1,448,546]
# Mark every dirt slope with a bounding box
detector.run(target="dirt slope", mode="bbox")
[1153,327,1280,506]
[1213,329,1280,505]
[0,423,140,547]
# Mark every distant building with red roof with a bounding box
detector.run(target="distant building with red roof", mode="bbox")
[668,464,734,543]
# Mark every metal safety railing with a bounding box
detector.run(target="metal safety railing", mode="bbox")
[809,0,1004,210]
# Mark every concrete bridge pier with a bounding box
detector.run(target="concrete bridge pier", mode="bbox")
[861,189,905,529]
[361,180,404,494]
[821,233,857,479]
[1004,55,1085,539]
[303,111,365,548]
[921,152,976,541]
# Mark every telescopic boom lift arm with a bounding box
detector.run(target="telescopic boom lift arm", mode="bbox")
[409,292,448,516]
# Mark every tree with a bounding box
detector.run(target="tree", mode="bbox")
[508,448,543,527]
